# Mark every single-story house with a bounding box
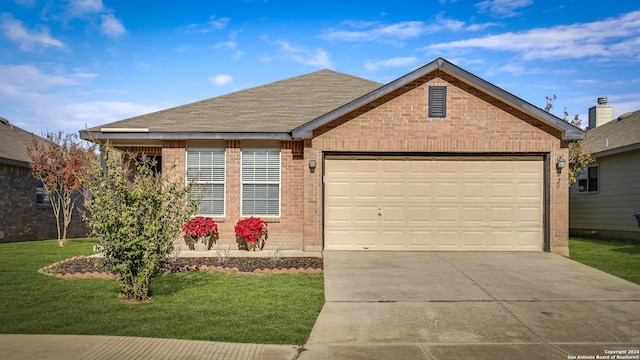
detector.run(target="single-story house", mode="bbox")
[80,58,583,255]
[0,118,87,242]
[569,104,640,242]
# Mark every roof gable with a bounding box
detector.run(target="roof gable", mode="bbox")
[583,110,640,156]
[292,58,583,141]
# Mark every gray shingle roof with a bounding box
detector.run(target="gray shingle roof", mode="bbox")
[0,119,43,166]
[84,69,382,135]
[583,109,640,156]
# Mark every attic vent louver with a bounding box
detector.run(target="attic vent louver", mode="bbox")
[0,116,9,126]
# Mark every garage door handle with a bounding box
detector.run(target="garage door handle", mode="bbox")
[377,207,382,216]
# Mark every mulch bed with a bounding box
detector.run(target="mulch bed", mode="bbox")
[39,256,324,279]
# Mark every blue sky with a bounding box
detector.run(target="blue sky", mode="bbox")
[1,0,639,135]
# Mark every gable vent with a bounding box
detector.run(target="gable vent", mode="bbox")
[428,86,447,118]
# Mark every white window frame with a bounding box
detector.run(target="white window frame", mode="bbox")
[240,148,281,217]
[186,148,226,216]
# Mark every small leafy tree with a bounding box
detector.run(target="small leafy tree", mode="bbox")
[544,96,594,184]
[84,146,196,302]
[27,131,97,247]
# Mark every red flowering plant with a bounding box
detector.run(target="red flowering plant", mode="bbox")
[182,216,219,248]
[234,217,268,251]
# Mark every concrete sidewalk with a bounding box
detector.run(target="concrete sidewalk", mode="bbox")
[0,334,300,360]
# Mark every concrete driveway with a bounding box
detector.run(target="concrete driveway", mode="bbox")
[300,251,640,360]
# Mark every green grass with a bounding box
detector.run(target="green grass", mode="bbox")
[0,239,324,344]
[569,237,640,285]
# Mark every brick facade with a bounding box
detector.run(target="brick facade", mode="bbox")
[0,162,88,243]
[158,71,570,254]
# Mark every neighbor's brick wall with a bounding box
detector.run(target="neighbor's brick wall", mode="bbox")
[303,70,570,252]
[0,162,88,243]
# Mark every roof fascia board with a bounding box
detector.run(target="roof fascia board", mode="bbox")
[292,57,584,141]
[592,143,640,158]
[0,156,30,168]
[80,131,292,141]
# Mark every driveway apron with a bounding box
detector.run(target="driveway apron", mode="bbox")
[300,251,640,360]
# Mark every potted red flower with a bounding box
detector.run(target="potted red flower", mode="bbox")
[182,216,219,251]
[234,217,268,251]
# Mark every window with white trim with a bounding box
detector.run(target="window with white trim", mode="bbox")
[186,149,225,216]
[241,149,280,217]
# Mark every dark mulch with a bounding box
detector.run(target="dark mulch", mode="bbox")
[41,256,323,277]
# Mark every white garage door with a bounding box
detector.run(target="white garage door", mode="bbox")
[324,155,544,251]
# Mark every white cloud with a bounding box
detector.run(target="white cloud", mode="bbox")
[264,40,333,68]
[0,64,166,134]
[67,0,105,17]
[365,57,419,72]
[210,74,232,85]
[320,21,425,43]
[185,15,230,33]
[320,16,495,45]
[0,64,95,93]
[426,11,640,61]
[208,16,229,30]
[100,13,126,37]
[474,0,533,18]
[212,41,237,51]
[0,13,65,51]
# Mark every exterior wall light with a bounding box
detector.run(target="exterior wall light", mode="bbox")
[557,156,566,169]
[309,154,317,169]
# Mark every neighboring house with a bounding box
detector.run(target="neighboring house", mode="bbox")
[81,58,583,255]
[569,102,640,242]
[0,118,88,243]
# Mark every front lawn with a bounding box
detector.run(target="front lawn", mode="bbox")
[569,237,640,285]
[0,239,324,344]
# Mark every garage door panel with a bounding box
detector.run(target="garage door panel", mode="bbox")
[409,231,433,247]
[380,230,406,248]
[354,207,377,224]
[408,207,432,224]
[355,182,377,199]
[380,206,405,223]
[462,207,486,225]
[353,231,377,246]
[435,207,459,224]
[326,182,351,199]
[355,160,377,174]
[382,182,406,199]
[463,182,486,199]
[516,207,542,225]
[463,230,488,248]
[489,183,515,199]
[380,160,405,174]
[326,206,351,223]
[407,182,432,199]
[436,182,461,199]
[324,156,543,251]
[326,230,351,247]
[518,182,542,199]
[435,231,461,248]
